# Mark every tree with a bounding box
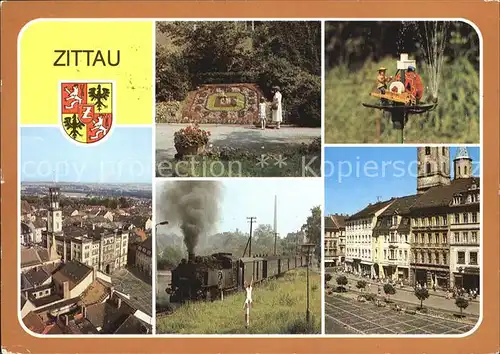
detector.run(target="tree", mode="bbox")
[118,197,130,208]
[455,297,469,317]
[383,283,396,301]
[301,206,321,258]
[414,287,430,310]
[356,280,367,293]
[336,275,348,292]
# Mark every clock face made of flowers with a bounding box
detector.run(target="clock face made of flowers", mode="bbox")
[185,84,261,124]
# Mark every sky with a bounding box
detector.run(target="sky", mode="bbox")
[324,146,480,216]
[157,179,323,237]
[21,127,153,184]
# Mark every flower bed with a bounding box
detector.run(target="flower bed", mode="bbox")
[177,84,263,124]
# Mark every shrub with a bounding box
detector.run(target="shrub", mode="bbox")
[325,273,333,283]
[455,297,469,317]
[336,275,348,292]
[356,280,367,292]
[414,287,430,310]
[363,293,377,302]
[383,284,396,301]
[173,124,211,148]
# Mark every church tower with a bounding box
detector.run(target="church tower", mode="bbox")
[417,147,451,194]
[453,147,473,179]
[47,187,62,233]
[46,187,64,260]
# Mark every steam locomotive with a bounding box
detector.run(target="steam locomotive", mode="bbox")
[166,252,308,303]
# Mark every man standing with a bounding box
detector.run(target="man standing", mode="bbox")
[243,277,254,328]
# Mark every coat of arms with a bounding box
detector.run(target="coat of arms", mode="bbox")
[60,82,113,144]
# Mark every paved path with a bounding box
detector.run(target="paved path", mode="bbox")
[326,275,479,316]
[156,123,320,161]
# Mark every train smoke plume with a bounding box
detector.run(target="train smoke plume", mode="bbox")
[158,181,222,256]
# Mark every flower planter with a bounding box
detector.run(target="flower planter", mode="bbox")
[175,144,205,157]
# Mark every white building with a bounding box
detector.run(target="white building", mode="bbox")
[372,195,418,281]
[345,199,394,276]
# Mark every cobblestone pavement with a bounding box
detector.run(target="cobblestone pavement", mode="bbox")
[156,123,321,161]
[111,268,153,316]
[325,295,475,335]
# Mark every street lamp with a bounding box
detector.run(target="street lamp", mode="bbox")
[301,243,315,324]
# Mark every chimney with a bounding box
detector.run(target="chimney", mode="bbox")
[63,281,70,299]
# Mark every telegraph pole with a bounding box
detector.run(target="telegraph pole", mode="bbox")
[247,217,256,257]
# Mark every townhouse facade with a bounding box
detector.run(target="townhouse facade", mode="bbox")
[372,195,418,282]
[344,200,394,276]
[324,214,346,268]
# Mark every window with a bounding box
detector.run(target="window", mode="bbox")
[462,232,468,243]
[404,250,408,260]
[463,213,468,223]
[454,232,459,243]
[472,212,478,223]
[469,252,478,265]
[464,166,468,175]
[426,163,431,174]
[392,216,398,225]
[454,213,460,224]
[442,233,447,244]
[457,252,466,264]
[425,147,431,155]
[471,231,478,244]
[442,147,446,155]
[384,250,387,259]
[443,215,447,225]
[442,162,446,172]
[458,166,461,175]
[443,252,447,265]
[427,252,431,264]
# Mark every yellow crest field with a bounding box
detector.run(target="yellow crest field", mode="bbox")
[19,20,153,125]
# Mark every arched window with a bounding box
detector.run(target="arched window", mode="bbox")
[464,166,468,175]
[426,163,432,174]
[425,147,431,155]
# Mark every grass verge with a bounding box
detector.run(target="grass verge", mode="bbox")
[156,269,321,334]
[156,139,321,177]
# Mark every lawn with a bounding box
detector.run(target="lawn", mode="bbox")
[156,269,321,334]
[156,140,321,178]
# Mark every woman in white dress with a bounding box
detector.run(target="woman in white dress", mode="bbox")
[271,86,283,129]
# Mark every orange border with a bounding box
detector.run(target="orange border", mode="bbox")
[2,1,499,353]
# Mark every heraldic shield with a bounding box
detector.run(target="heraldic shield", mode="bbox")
[60,82,114,144]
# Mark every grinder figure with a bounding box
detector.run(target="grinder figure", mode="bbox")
[376,67,393,105]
